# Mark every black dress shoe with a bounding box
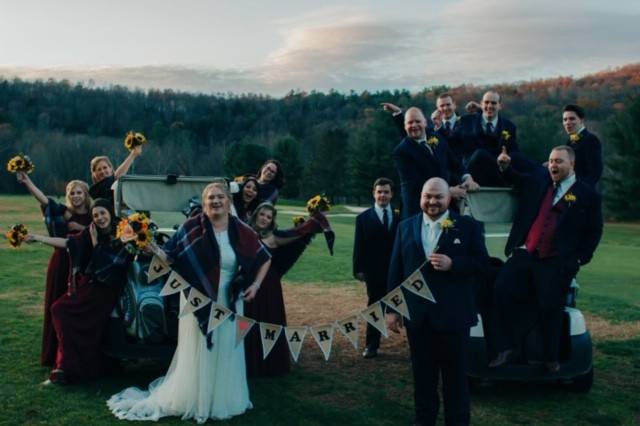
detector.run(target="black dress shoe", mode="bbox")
[362,347,378,359]
[488,349,514,368]
[545,362,560,373]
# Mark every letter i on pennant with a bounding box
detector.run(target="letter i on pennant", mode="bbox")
[360,302,388,337]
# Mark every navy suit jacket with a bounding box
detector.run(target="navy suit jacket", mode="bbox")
[503,167,603,266]
[387,211,489,331]
[457,113,519,159]
[567,129,603,187]
[352,206,399,284]
[393,134,466,219]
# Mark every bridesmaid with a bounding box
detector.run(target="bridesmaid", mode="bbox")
[256,159,284,205]
[231,175,260,222]
[89,144,143,202]
[16,171,92,367]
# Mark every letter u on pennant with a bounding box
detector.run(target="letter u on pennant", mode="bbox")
[159,270,191,296]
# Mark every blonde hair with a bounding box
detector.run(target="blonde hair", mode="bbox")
[90,156,114,183]
[65,180,92,212]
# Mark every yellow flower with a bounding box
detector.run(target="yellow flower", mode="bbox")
[306,195,331,214]
[427,136,439,146]
[501,130,511,141]
[569,133,581,143]
[123,131,148,151]
[5,224,28,248]
[564,192,577,203]
[441,218,455,231]
[292,216,306,227]
[6,154,34,174]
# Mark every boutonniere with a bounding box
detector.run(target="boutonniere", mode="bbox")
[394,208,400,216]
[501,130,511,141]
[441,218,456,233]
[569,133,581,143]
[563,192,577,205]
[427,136,439,147]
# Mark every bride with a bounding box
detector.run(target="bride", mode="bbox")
[107,179,271,423]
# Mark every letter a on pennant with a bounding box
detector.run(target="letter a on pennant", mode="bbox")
[207,302,232,334]
[179,287,211,317]
[382,287,411,320]
[147,255,171,282]
[284,326,308,363]
[310,324,335,361]
[159,270,191,296]
[234,315,256,347]
[401,269,436,303]
[360,302,388,337]
[336,315,360,350]
[260,322,283,360]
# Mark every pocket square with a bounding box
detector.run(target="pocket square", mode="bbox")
[453,238,461,244]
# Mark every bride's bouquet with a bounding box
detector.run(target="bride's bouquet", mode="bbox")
[124,131,148,151]
[116,212,155,254]
[6,154,35,174]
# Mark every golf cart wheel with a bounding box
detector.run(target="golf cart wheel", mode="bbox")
[567,367,593,393]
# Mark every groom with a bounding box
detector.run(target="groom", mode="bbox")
[386,177,488,426]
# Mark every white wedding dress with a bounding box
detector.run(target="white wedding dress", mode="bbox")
[107,231,252,423]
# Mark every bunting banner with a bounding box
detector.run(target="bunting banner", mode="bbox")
[148,261,437,361]
[179,287,211,317]
[284,326,308,363]
[260,322,283,360]
[382,287,411,320]
[401,268,436,303]
[207,302,233,334]
[147,255,171,282]
[360,302,388,338]
[310,324,335,361]
[159,270,191,296]
[234,315,256,347]
[335,315,360,350]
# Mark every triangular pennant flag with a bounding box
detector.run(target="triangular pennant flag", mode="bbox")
[207,302,232,334]
[401,268,436,303]
[284,326,308,363]
[179,287,211,317]
[360,302,388,338]
[259,322,283,360]
[335,315,360,350]
[234,315,256,347]
[382,287,411,320]
[310,324,335,361]
[159,270,191,296]
[147,255,171,282]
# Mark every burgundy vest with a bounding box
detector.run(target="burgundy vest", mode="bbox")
[525,185,565,258]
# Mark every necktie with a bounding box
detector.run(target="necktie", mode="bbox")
[445,121,451,132]
[552,182,560,205]
[421,141,434,156]
[382,208,389,230]
[485,122,493,134]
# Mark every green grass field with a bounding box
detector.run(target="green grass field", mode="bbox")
[1,195,639,425]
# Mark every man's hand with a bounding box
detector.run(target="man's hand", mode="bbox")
[386,312,403,333]
[429,253,453,271]
[381,102,402,114]
[355,272,366,282]
[497,146,511,171]
[465,101,481,113]
[449,185,467,200]
[462,176,480,192]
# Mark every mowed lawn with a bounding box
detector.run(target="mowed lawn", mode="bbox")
[1,195,639,425]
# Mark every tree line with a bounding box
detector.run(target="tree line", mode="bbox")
[1,64,640,219]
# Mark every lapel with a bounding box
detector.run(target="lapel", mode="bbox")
[408,137,439,168]
[411,214,427,261]
[434,211,458,253]
[556,182,581,223]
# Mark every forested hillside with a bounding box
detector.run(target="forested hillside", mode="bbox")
[2,64,639,217]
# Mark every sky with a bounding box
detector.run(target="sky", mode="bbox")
[1,0,639,96]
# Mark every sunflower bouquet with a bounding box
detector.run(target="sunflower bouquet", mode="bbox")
[5,224,28,248]
[6,154,35,174]
[306,195,331,215]
[116,212,155,254]
[123,131,148,151]
[292,216,306,227]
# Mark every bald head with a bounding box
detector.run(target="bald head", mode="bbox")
[404,107,427,140]
[420,178,451,219]
[482,90,502,121]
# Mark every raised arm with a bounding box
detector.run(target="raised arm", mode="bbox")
[114,145,142,179]
[17,172,49,206]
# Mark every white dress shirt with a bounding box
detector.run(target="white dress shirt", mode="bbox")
[553,173,577,205]
[374,203,393,229]
[421,210,450,257]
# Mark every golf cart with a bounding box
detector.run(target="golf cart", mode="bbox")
[462,188,593,392]
[104,174,215,362]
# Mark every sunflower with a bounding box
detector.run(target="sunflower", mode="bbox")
[292,216,306,227]
[6,154,35,174]
[5,224,28,248]
[123,131,148,151]
[306,195,331,214]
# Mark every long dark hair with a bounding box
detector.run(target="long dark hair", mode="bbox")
[257,159,284,189]
[233,176,260,221]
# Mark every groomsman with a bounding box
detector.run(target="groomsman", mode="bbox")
[353,177,399,358]
[393,107,477,219]
[562,104,603,187]
[457,90,531,186]
[489,146,602,372]
[386,177,489,426]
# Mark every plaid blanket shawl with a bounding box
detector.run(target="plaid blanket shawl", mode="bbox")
[163,213,271,343]
[41,197,69,237]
